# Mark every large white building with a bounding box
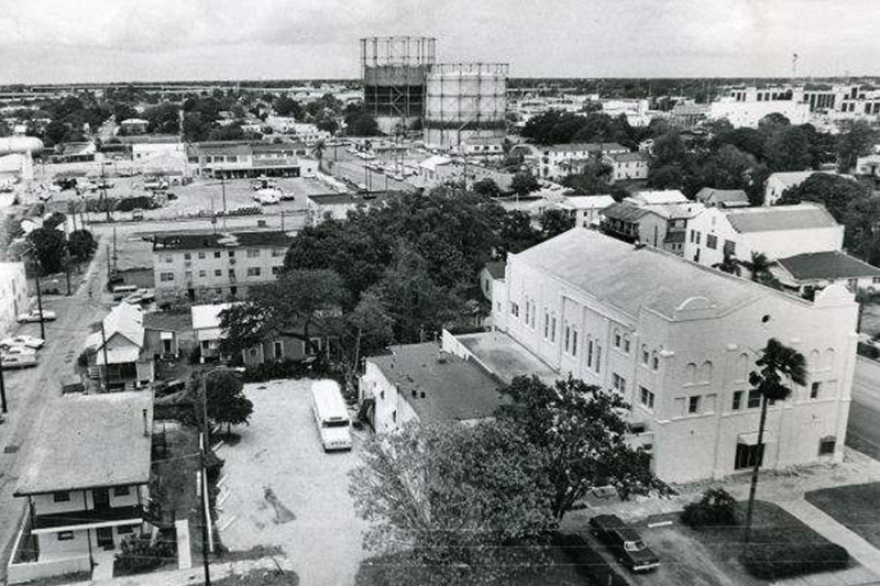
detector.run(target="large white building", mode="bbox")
[0,262,29,338]
[525,142,629,180]
[709,87,810,128]
[478,228,857,483]
[684,204,843,269]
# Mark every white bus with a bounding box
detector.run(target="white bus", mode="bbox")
[310,380,352,451]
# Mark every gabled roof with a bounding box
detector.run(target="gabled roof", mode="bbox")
[15,392,154,495]
[368,342,508,423]
[602,201,650,223]
[695,187,749,206]
[103,302,144,348]
[629,190,689,205]
[725,204,839,233]
[484,260,506,280]
[777,251,880,281]
[563,195,616,210]
[767,170,830,188]
[513,228,803,319]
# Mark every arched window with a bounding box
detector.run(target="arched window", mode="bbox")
[824,348,836,370]
[810,349,821,372]
[736,353,750,382]
[684,363,697,386]
[700,361,714,384]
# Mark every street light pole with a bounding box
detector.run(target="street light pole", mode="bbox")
[0,352,7,414]
[31,253,45,340]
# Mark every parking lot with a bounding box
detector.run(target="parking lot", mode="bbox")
[216,379,368,586]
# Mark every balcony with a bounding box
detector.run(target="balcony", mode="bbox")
[33,505,144,533]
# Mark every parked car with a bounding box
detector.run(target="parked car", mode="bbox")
[590,515,660,573]
[1,335,44,350]
[17,309,57,323]
[254,189,280,205]
[0,352,37,369]
[1,345,36,358]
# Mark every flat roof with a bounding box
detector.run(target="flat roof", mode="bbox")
[16,392,154,496]
[514,228,804,320]
[307,191,397,206]
[153,230,295,251]
[369,342,508,422]
[454,331,558,385]
[192,302,234,331]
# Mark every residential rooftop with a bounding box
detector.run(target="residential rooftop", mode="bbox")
[152,230,295,251]
[484,260,506,280]
[514,228,808,320]
[16,392,154,495]
[724,203,838,233]
[695,187,749,206]
[368,342,508,423]
[542,142,628,153]
[629,190,689,205]
[562,195,616,210]
[777,251,880,281]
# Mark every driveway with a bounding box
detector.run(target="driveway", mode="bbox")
[216,379,368,586]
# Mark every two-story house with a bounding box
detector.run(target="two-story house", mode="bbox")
[449,228,857,483]
[602,151,650,183]
[9,393,154,584]
[602,193,704,255]
[531,142,629,179]
[83,303,154,391]
[153,231,295,305]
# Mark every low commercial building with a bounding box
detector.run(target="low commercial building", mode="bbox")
[359,342,508,433]
[684,203,843,271]
[0,262,29,338]
[306,192,396,226]
[118,118,149,135]
[479,228,857,483]
[186,142,316,179]
[9,393,155,584]
[152,231,294,304]
[774,251,880,296]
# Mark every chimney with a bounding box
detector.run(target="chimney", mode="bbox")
[142,409,150,437]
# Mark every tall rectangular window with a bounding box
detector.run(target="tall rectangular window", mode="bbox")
[550,316,557,343]
[810,382,821,399]
[571,330,578,356]
[732,390,743,411]
[640,386,655,410]
[747,390,761,409]
[564,326,571,353]
[688,396,701,414]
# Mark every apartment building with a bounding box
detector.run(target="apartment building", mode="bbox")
[528,142,629,179]
[8,393,154,584]
[473,229,856,483]
[684,204,843,270]
[602,151,649,183]
[0,262,29,338]
[152,231,294,305]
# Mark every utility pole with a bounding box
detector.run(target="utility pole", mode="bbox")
[100,322,109,392]
[106,243,112,289]
[0,352,7,414]
[32,253,45,340]
[220,175,227,229]
[100,163,111,223]
[199,377,213,586]
[62,220,72,296]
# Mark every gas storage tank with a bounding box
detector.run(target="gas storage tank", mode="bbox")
[424,63,508,149]
[0,136,44,156]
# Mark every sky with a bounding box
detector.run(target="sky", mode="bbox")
[0,0,878,84]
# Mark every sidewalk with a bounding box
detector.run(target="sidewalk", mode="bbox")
[65,555,292,586]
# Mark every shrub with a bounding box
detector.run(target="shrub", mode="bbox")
[741,541,849,580]
[551,532,631,586]
[858,342,880,360]
[681,488,738,528]
[77,350,91,368]
[114,533,175,575]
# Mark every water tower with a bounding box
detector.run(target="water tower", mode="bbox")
[360,36,436,136]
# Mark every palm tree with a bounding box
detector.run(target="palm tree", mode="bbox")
[739,252,776,283]
[713,252,742,276]
[742,338,807,545]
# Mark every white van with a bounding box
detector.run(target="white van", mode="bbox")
[310,380,353,451]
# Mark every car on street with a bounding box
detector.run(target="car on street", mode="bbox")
[1,352,37,369]
[17,309,57,323]
[590,514,660,573]
[1,335,44,350]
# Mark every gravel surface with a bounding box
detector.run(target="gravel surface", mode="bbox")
[216,379,369,586]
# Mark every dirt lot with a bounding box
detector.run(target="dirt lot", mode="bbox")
[216,379,368,586]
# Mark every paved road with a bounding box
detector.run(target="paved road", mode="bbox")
[324,149,416,193]
[0,242,111,581]
[848,356,880,460]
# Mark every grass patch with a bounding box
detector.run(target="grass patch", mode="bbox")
[214,567,299,586]
[214,544,285,563]
[674,500,850,581]
[806,483,880,549]
[354,541,610,586]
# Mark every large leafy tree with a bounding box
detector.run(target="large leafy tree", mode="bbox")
[68,229,98,264]
[28,226,67,276]
[743,339,806,543]
[764,126,812,172]
[538,208,575,239]
[205,368,253,434]
[837,120,878,173]
[510,170,540,196]
[349,421,555,585]
[496,376,667,520]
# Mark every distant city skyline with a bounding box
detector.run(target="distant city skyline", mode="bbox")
[1,0,878,84]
